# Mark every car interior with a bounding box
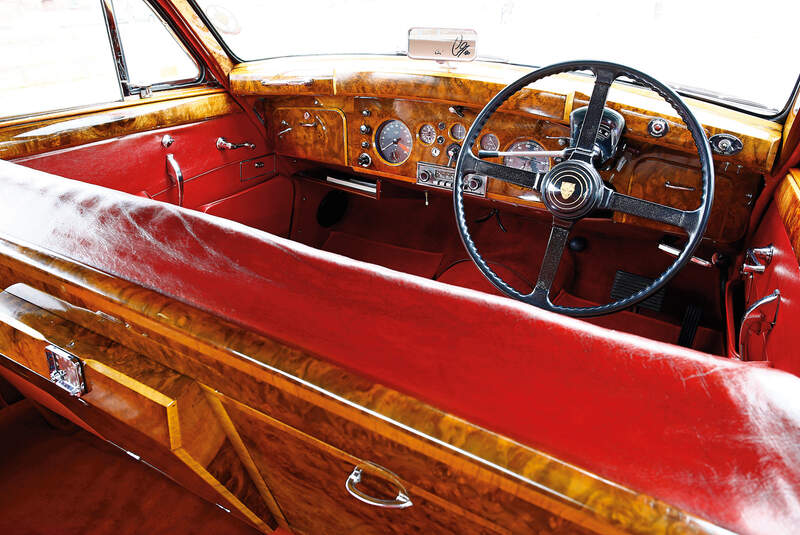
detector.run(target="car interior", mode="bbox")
[1,1,799,534]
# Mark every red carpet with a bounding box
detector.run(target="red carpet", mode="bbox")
[0,400,260,535]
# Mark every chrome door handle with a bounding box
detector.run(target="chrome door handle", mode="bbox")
[345,463,413,509]
[741,245,775,275]
[216,137,255,150]
[165,153,184,207]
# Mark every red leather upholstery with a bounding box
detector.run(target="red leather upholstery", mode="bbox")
[0,159,797,534]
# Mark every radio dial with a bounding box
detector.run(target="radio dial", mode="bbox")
[419,170,432,182]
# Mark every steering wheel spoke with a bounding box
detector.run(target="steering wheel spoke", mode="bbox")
[463,151,541,190]
[569,66,619,163]
[526,220,572,305]
[599,188,699,231]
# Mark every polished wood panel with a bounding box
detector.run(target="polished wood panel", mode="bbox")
[266,94,759,242]
[0,91,239,160]
[612,148,762,243]
[273,107,348,165]
[0,238,727,535]
[230,55,781,172]
[775,170,800,264]
[225,399,505,535]
[0,289,276,533]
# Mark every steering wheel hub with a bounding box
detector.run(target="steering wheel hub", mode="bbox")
[540,159,602,220]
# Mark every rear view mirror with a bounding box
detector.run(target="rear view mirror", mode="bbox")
[408,28,476,62]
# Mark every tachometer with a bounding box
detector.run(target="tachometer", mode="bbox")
[418,124,436,145]
[376,120,413,164]
[503,140,551,174]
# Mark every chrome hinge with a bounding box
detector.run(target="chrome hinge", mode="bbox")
[45,344,86,396]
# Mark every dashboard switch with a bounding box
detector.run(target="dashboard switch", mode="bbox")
[357,153,372,167]
[359,124,372,135]
[648,118,669,138]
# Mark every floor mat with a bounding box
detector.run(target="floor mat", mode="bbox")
[0,400,259,535]
[322,231,444,279]
[436,259,534,297]
[554,291,724,355]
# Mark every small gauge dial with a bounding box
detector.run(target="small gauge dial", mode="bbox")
[480,133,499,151]
[376,120,413,164]
[450,123,466,140]
[418,124,436,144]
[504,140,551,174]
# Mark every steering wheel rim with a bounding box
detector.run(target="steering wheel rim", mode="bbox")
[453,60,714,317]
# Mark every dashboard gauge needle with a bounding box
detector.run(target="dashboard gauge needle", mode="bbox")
[397,142,410,153]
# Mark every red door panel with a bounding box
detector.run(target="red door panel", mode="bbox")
[13,112,268,204]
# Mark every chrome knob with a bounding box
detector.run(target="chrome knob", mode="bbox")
[647,118,669,138]
[419,170,431,182]
[357,153,372,167]
[467,176,482,191]
[359,124,372,135]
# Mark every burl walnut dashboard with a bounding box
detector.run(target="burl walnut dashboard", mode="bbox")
[232,56,783,244]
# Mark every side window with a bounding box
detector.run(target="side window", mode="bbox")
[114,0,201,90]
[0,0,203,121]
[0,0,122,118]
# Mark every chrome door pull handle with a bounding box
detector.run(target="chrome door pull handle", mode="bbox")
[165,153,184,207]
[345,463,412,509]
[739,289,780,360]
[216,137,256,151]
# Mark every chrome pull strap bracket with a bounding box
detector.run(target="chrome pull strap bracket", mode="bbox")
[738,289,780,361]
[165,153,184,207]
[45,344,86,397]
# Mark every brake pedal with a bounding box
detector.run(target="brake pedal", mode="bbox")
[610,271,665,312]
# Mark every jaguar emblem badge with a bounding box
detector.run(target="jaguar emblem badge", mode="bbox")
[560,180,576,200]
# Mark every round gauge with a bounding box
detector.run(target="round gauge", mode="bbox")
[450,123,466,140]
[418,124,436,145]
[375,120,413,164]
[504,140,551,174]
[480,133,499,151]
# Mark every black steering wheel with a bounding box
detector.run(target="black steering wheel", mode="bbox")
[454,60,714,317]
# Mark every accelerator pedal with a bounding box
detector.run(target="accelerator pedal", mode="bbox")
[677,304,703,348]
[610,271,665,312]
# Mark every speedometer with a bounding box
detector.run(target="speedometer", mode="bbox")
[503,140,551,174]
[376,120,413,164]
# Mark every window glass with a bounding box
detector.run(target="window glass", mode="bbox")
[195,0,798,114]
[114,0,201,88]
[0,0,122,118]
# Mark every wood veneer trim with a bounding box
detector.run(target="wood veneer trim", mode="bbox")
[775,170,800,264]
[202,385,290,530]
[0,92,239,160]
[222,394,513,535]
[172,446,271,532]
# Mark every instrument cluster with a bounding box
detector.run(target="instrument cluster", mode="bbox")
[353,97,567,204]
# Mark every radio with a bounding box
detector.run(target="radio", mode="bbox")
[416,162,487,196]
